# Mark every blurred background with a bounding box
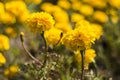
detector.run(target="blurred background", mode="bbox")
[0,0,120,80]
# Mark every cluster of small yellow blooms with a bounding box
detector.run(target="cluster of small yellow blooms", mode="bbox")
[0,53,6,67]
[74,49,96,69]
[0,34,10,51]
[25,12,55,33]
[62,20,102,51]
[4,65,19,78]
[0,0,29,24]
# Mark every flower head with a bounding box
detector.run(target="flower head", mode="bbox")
[4,65,19,78]
[74,49,96,69]
[0,53,6,67]
[44,28,62,46]
[62,20,98,51]
[25,12,55,33]
[0,34,10,51]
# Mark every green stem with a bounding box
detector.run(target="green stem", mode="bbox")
[80,50,85,80]
[21,40,43,66]
[40,31,48,68]
[20,32,43,66]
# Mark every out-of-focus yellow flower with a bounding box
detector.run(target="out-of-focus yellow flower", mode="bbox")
[55,22,72,33]
[62,20,99,51]
[53,10,69,23]
[109,0,120,8]
[4,65,19,78]
[108,9,119,23]
[0,53,6,67]
[44,28,62,46]
[5,27,17,38]
[0,12,16,24]
[71,13,85,22]
[79,4,94,16]
[57,0,71,10]
[25,12,55,33]
[40,2,55,14]
[83,0,107,8]
[5,1,28,17]
[91,23,103,40]
[74,49,96,69]
[93,11,108,23]
[18,10,30,22]
[71,0,82,11]
[0,2,5,15]
[0,34,10,51]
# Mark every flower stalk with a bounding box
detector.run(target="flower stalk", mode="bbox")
[20,32,43,66]
[80,50,85,80]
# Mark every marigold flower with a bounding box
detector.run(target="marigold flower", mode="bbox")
[91,23,103,39]
[0,34,10,50]
[83,0,107,8]
[25,12,55,33]
[74,49,96,69]
[79,4,94,16]
[4,65,19,78]
[53,10,69,23]
[0,53,6,67]
[55,22,72,33]
[0,12,16,24]
[44,28,62,46]
[71,0,82,11]
[71,13,85,22]
[62,20,100,51]
[57,0,71,10]
[5,1,28,17]
[0,2,5,15]
[93,11,108,23]
[109,0,120,8]
[5,27,17,38]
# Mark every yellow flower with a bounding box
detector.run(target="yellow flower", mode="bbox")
[53,10,69,23]
[79,4,94,16]
[0,2,5,15]
[71,13,85,23]
[93,11,108,23]
[44,28,62,46]
[74,49,96,69]
[0,34,10,51]
[55,22,72,33]
[0,53,6,67]
[83,0,107,9]
[91,23,103,39]
[57,0,71,10]
[41,2,55,14]
[5,1,28,17]
[25,12,55,33]
[109,0,120,8]
[62,20,98,51]
[5,27,17,38]
[0,12,16,24]
[4,65,19,78]
[71,0,82,11]
[18,10,30,23]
